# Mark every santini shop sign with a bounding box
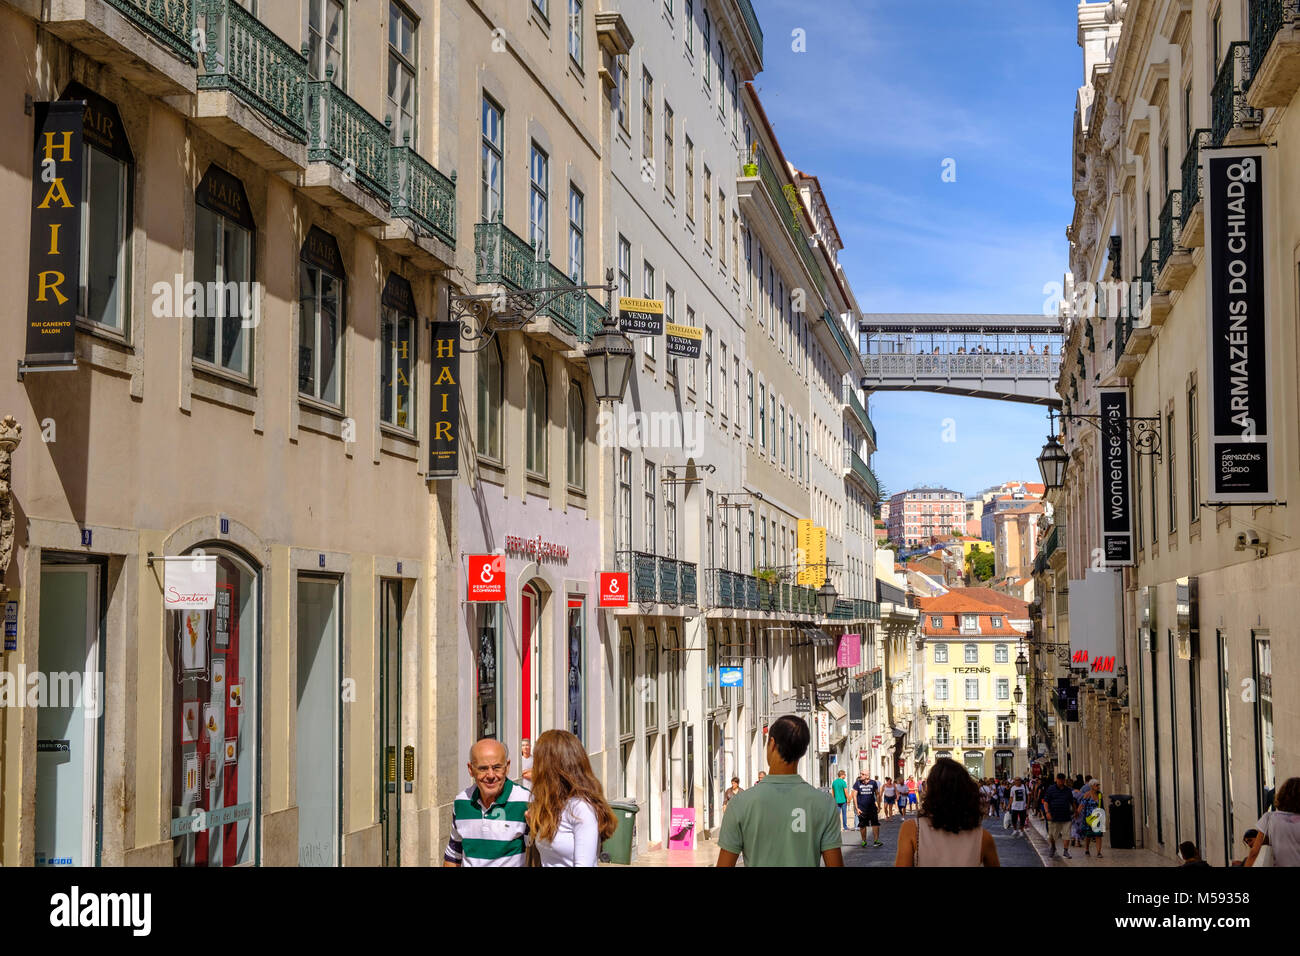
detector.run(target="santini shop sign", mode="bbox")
[1204,148,1274,503]
[25,100,84,370]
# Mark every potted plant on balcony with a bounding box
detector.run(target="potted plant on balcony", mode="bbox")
[741,144,759,178]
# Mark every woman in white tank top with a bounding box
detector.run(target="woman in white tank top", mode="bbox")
[895,759,1000,867]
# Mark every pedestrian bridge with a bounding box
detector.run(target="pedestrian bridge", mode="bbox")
[860,314,1065,406]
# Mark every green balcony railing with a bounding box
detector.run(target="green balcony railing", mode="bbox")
[822,309,858,370]
[680,561,697,605]
[390,138,456,247]
[1181,128,1212,213]
[1158,189,1183,274]
[475,218,537,290]
[1042,525,1060,561]
[752,148,826,296]
[658,557,681,605]
[197,0,307,139]
[744,575,760,611]
[107,0,196,65]
[1114,311,1132,364]
[306,69,391,202]
[841,384,876,446]
[1213,41,1261,146]
[844,448,880,498]
[616,551,659,603]
[1140,237,1157,290]
[735,0,765,63]
[1249,0,1300,78]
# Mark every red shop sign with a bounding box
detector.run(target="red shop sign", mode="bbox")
[467,554,506,602]
[598,572,630,608]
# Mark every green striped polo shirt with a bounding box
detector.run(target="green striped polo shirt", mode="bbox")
[444,777,532,867]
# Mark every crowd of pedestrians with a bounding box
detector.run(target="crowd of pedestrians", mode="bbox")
[441,717,1299,868]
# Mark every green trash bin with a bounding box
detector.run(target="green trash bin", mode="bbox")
[601,799,640,864]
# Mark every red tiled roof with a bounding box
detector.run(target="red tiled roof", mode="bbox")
[945,587,1030,615]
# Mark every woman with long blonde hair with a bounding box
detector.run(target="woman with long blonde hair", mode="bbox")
[527,729,617,867]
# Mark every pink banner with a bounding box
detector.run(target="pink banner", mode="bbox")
[837,633,862,668]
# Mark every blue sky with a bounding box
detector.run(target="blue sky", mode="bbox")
[751,0,1080,497]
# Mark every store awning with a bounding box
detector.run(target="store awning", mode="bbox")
[823,700,847,721]
[796,624,836,646]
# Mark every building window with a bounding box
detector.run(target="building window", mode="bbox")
[769,396,776,456]
[643,261,656,360]
[964,643,978,663]
[481,96,503,221]
[966,715,979,744]
[307,0,345,85]
[931,616,943,629]
[747,511,755,570]
[779,405,786,467]
[1188,384,1199,524]
[1167,409,1177,535]
[965,678,979,701]
[644,628,659,730]
[665,286,677,381]
[615,55,629,133]
[567,599,584,742]
[567,383,585,491]
[935,715,950,744]
[529,142,549,254]
[387,3,416,144]
[620,628,635,736]
[685,137,696,221]
[719,342,728,416]
[731,211,739,280]
[642,68,654,165]
[617,235,631,296]
[935,678,949,701]
[533,0,548,19]
[703,167,713,249]
[686,305,697,390]
[644,462,657,552]
[298,241,344,408]
[526,358,548,477]
[707,626,716,709]
[996,678,1009,700]
[1150,448,1159,544]
[730,69,738,136]
[961,615,977,633]
[994,643,1008,663]
[76,101,133,334]
[702,9,711,87]
[747,371,755,437]
[684,0,693,54]
[717,40,726,115]
[733,358,741,427]
[758,383,766,446]
[664,470,677,558]
[705,327,714,404]
[568,185,584,283]
[666,627,681,722]
[567,0,582,65]
[991,616,1003,630]
[477,340,502,460]
[1254,633,1273,814]
[997,717,1011,744]
[663,103,675,196]
[718,189,726,270]
[934,642,948,662]
[379,296,415,431]
[618,449,632,553]
[193,170,252,376]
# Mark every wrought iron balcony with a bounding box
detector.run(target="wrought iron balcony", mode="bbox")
[197,0,307,140]
[108,0,196,65]
[1157,190,1183,274]
[1212,41,1262,147]
[1139,237,1157,290]
[1248,0,1300,106]
[1042,524,1060,561]
[1181,129,1212,213]
[841,384,876,446]
[306,68,391,202]
[390,137,456,248]
[1114,312,1131,365]
[734,0,765,63]
[843,448,880,498]
[617,552,697,605]
[995,735,1016,747]
[747,148,826,296]
[1251,0,1300,76]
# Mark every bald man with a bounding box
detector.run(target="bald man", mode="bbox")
[443,738,533,867]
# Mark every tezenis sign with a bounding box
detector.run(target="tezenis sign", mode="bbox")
[25,101,84,370]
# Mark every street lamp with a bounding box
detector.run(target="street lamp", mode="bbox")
[1037,430,1069,490]
[1015,649,1028,678]
[1014,684,1024,704]
[584,312,635,403]
[816,578,838,616]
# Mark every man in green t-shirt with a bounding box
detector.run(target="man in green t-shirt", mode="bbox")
[831,770,850,830]
[716,715,844,867]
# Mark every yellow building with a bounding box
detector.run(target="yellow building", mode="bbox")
[918,589,1029,779]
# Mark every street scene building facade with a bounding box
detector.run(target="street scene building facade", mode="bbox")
[0,0,884,866]
[1030,0,1299,866]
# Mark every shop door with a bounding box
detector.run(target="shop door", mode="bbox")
[379,579,402,866]
[34,564,100,867]
[521,584,539,747]
[297,577,341,866]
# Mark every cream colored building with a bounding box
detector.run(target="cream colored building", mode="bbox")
[1051,0,1300,866]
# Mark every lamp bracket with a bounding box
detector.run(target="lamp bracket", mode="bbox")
[1055,409,1162,460]
[449,276,617,353]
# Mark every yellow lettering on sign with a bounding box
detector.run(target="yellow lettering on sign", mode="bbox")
[433,366,456,385]
[36,270,68,305]
[434,421,453,441]
[439,393,449,413]
[395,368,410,387]
[435,338,454,358]
[397,339,409,359]
[37,178,73,210]
[47,222,62,255]
[42,131,73,163]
